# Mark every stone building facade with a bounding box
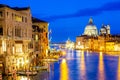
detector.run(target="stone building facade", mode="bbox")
[0,4,33,73]
[32,17,49,66]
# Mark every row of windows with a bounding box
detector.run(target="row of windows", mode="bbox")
[14,15,27,22]
[0,25,30,38]
[7,27,28,37]
[0,11,28,23]
[32,33,48,40]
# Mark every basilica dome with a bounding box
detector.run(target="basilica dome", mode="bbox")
[84,18,98,36]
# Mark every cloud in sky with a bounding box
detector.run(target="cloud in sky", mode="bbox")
[41,1,120,21]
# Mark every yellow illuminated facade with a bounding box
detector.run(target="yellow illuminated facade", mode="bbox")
[32,17,49,66]
[76,34,120,52]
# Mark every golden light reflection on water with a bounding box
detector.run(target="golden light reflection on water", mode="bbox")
[80,50,86,80]
[4,76,30,80]
[60,58,69,80]
[98,52,105,80]
[117,55,120,80]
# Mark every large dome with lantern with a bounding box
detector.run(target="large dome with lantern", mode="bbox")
[84,18,98,36]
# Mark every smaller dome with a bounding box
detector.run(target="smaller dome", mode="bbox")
[100,24,107,35]
[106,25,110,29]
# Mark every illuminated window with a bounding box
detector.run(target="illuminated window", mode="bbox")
[35,34,38,41]
[15,15,22,22]
[78,42,80,45]
[2,40,6,52]
[15,44,22,53]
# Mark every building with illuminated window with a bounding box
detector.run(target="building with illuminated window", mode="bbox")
[75,18,120,52]
[0,4,33,73]
[32,17,49,66]
[65,38,74,49]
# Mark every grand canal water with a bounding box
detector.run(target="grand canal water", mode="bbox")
[3,50,120,80]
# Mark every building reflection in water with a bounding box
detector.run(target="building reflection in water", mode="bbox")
[80,50,86,80]
[60,58,69,80]
[19,76,30,80]
[4,76,31,80]
[117,55,120,80]
[98,52,105,80]
[67,49,74,58]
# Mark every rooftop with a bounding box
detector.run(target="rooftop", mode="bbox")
[0,4,30,11]
[32,17,48,23]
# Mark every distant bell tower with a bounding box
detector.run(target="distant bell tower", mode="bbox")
[106,25,110,34]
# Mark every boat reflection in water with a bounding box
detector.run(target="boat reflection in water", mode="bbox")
[60,58,69,80]
[98,52,105,80]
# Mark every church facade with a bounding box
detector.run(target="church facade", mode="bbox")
[75,18,120,52]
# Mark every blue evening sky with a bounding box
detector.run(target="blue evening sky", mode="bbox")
[0,0,120,42]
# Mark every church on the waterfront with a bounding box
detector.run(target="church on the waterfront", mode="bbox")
[83,18,110,36]
[75,18,120,52]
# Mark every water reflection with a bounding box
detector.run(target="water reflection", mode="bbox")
[3,50,120,80]
[80,50,86,80]
[117,55,120,80]
[67,49,74,58]
[3,76,31,80]
[60,59,69,80]
[98,52,105,80]
[19,76,30,80]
